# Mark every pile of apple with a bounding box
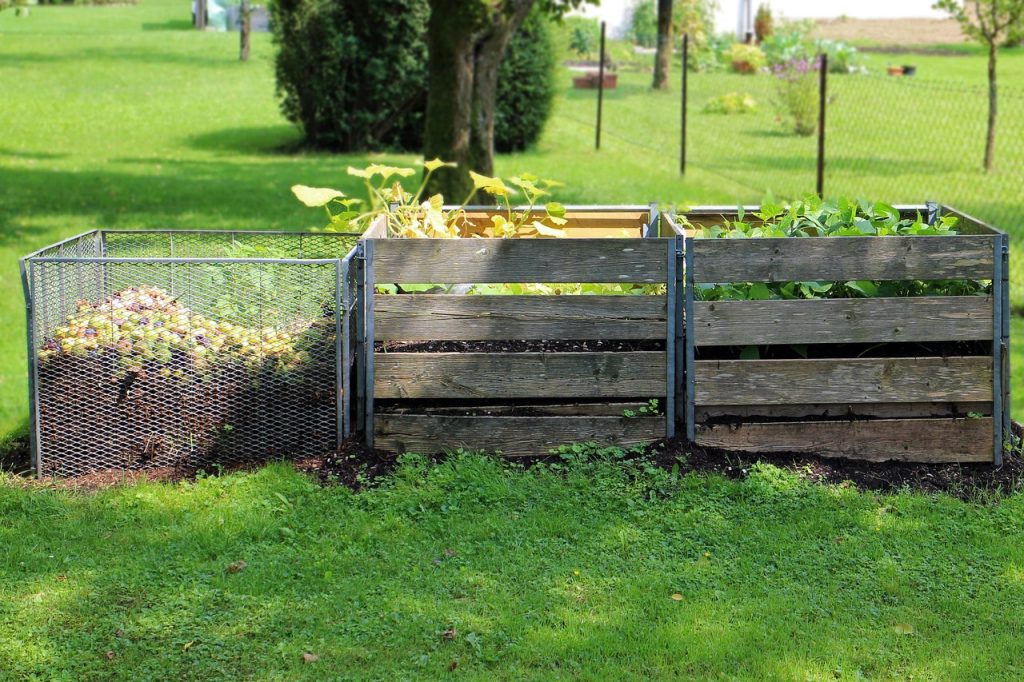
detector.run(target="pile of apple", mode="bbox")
[39,286,310,375]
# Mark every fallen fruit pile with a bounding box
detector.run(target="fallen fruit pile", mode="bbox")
[39,287,309,377]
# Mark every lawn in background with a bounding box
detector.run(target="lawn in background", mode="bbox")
[3,456,1024,680]
[1,0,1022,439]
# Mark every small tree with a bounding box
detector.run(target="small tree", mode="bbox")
[569,24,596,58]
[935,0,1024,171]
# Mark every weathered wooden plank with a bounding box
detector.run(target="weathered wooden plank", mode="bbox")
[694,356,992,405]
[386,402,652,417]
[691,235,995,283]
[694,297,993,345]
[374,295,667,341]
[696,401,991,421]
[374,352,667,399]
[694,417,994,463]
[372,239,668,283]
[375,414,665,456]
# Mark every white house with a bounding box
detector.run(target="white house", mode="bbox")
[572,0,948,39]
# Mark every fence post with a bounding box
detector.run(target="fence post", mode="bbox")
[596,20,606,151]
[816,53,828,198]
[680,33,688,176]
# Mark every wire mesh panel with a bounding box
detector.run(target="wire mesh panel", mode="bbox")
[24,230,359,477]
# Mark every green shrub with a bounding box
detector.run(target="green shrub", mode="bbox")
[271,0,554,153]
[495,11,556,153]
[725,43,766,73]
[703,92,757,114]
[628,0,658,48]
[270,0,429,151]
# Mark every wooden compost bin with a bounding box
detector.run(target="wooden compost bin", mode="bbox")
[666,205,1010,464]
[361,205,678,456]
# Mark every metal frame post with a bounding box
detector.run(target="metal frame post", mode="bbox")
[336,257,348,445]
[992,235,1005,465]
[363,239,375,448]
[673,236,685,437]
[20,259,41,476]
[1002,234,1011,453]
[665,241,676,438]
[684,237,695,441]
[354,243,366,434]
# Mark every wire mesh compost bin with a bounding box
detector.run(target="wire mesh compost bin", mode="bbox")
[21,230,361,477]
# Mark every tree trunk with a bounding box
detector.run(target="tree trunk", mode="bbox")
[239,0,251,62]
[423,0,535,201]
[652,0,673,90]
[984,39,998,172]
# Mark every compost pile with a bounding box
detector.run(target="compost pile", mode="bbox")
[37,287,337,476]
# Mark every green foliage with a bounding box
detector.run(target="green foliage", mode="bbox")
[495,10,557,153]
[679,196,991,302]
[703,92,757,114]
[725,42,766,73]
[271,0,554,153]
[269,0,429,151]
[3,457,1024,678]
[771,56,820,136]
[628,0,658,48]
[563,16,599,58]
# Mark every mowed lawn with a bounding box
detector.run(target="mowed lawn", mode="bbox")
[3,456,1024,680]
[1,0,1023,440]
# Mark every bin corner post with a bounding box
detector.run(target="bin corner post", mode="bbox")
[665,240,677,438]
[20,258,40,477]
[336,258,348,447]
[684,237,695,442]
[353,242,367,436]
[363,238,375,449]
[993,234,1006,465]
[673,235,685,437]
[1000,233,1011,461]
[647,202,659,238]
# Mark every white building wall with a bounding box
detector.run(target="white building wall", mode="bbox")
[569,0,948,40]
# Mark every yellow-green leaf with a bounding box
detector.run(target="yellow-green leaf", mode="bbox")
[423,158,456,172]
[893,623,914,635]
[545,201,567,218]
[291,185,345,207]
[532,221,566,238]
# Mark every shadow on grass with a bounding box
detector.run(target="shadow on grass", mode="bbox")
[141,19,194,31]
[185,125,306,155]
[1,458,1023,678]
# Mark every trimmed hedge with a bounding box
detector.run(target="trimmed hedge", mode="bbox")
[270,0,554,152]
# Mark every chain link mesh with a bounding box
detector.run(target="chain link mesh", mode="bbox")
[26,230,359,477]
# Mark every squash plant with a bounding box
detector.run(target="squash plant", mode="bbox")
[291,159,569,239]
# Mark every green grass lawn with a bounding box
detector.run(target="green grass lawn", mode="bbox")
[3,456,1024,680]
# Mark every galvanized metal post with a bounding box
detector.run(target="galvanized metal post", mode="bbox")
[1001,234,1011,455]
[665,240,676,438]
[354,243,366,434]
[645,202,659,238]
[339,258,352,444]
[363,238,375,448]
[992,235,1004,465]
[674,236,685,435]
[684,237,695,441]
[20,259,40,476]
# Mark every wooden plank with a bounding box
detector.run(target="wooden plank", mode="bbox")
[691,235,995,283]
[387,402,652,417]
[375,294,667,341]
[461,211,646,238]
[374,352,667,399]
[694,417,994,463]
[696,401,991,421]
[694,356,992,405]
[372,239,668,283]
[694,297,993,346]
[375,414,665,456]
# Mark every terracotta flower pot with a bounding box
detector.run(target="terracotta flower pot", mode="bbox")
[887,66,904,76]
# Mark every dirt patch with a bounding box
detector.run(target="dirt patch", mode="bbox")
[811,17,966,48]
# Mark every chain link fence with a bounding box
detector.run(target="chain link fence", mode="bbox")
[22,230,360,477]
